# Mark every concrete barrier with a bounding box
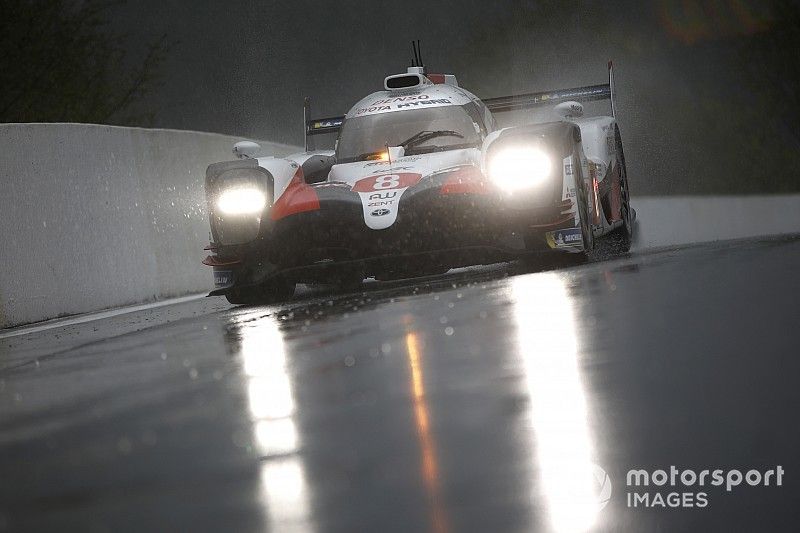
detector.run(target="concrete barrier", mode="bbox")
[1,123,799,329]
[0,123,299,328]
[631,195,800,250]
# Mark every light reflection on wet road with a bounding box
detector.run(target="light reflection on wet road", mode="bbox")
[1,237,799,532]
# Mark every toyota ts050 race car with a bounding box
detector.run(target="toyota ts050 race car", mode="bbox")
[203,57,634,304]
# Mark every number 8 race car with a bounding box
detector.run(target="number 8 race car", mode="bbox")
[203,58,634,304]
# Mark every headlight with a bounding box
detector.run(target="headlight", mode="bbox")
[487,147,552,191]
[216,187,266,215]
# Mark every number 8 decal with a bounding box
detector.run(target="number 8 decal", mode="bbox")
[373,174,400,190]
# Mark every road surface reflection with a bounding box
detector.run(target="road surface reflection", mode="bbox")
[222,266,605,532]
[511,273,602,532]
[235,310,314,533]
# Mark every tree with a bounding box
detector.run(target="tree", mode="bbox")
[0,0,170,125]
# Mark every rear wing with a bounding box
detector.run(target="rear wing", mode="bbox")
[306,115,344,137]
[303,96,344,151]
[484,61,617,116]
[303,61,617,149]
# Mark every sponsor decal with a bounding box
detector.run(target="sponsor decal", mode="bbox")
[546,228,583,249]
[354,105,391,116]
[367,191,398,207]
[370,208,391,216]
[352,172,422,192]
[371,94,430,105]
[561,155,580,223]
[213,270,234,288]
[396,98,452,108]
[368,191,399,200]
[312,118,343,129]
[370,165,414,173]
[364,160,419,167]
[352,93,460,116]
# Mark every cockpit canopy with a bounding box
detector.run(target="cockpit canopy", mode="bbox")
[336,104,486,163]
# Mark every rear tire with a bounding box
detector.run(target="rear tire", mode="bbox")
[225,278,296,305]
[609,128,633,252]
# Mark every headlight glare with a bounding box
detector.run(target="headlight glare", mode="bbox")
[488,147,552,191]
[216,187,266,215]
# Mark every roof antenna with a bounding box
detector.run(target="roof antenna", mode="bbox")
[411,40,418,67]
[416,39,424,70]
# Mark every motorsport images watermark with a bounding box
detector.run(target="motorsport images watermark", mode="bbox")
[623,466,785,508]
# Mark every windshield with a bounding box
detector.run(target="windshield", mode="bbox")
[336,105,482,163]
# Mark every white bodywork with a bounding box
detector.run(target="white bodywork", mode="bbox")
[346,83,473,119]
[245,82,621,241]
[328,148,480,229]
[572,115,620,235]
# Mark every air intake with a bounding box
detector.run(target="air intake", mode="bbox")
[384,72,428,91]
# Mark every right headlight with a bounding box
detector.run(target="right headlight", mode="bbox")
[216,187,267,215]
[487,147,553,192]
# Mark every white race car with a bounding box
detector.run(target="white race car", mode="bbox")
[203,56,634,304]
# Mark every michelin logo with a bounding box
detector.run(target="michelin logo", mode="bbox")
[547,228,583,249]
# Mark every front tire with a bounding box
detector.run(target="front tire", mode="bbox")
[332,264,365,292]
[225,277,296,305]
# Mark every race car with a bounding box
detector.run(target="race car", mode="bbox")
[203,58,634,304]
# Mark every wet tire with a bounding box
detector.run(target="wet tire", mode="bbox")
[609,127,633,252]
[225,278,296,305]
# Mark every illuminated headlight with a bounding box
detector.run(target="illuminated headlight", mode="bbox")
[216,187,266,215]
[488,147,552,191]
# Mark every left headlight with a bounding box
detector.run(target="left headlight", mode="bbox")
[216,187,267,215]
[487,147,553,192]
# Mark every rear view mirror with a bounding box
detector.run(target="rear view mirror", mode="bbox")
[233,141,261,159]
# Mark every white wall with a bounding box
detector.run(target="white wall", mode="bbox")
[631,195,800,251]
[0,123,299,328]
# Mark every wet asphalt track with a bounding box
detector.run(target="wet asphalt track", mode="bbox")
[1,236,799,532]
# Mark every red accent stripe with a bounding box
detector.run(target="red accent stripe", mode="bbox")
[439,166,490,195]
[588,163,601,226]
[427,73,446,84]
[270,167,321,221]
